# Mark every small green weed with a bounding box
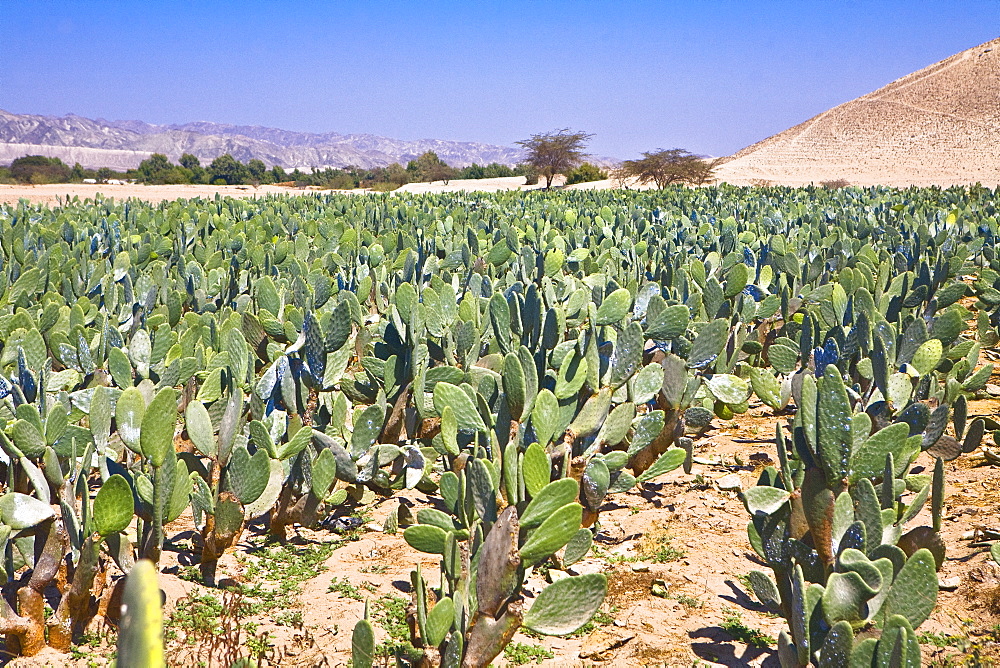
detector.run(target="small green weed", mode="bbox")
[720,609,774,649]
[635,526,686,563]
[274,609,304,627]
[918,631,966,648]
[329,577,364,600]
[673,593,704,609]
[70,631,106,660]
[178,564,203,584]
[237,538,336,616]
[165,590,271,666]
[370,594,421,663]
[503,641,554,665]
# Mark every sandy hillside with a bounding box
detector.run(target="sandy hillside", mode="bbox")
[716,37,1000,187]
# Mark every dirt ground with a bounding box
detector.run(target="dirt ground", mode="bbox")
[267,400,1000,667]
[0,183,326,207]
[0,175,623,207]
[10,390,998,668]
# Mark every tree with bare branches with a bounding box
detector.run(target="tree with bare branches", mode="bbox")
[516,129,593,189]
[616,149,719,188]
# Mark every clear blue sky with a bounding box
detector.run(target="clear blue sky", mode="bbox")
[2,1,998,159]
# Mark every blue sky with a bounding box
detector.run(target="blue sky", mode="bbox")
[2,1,998,159]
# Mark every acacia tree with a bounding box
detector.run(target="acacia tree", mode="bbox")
[616,148,718,189]
[516,128,593,189]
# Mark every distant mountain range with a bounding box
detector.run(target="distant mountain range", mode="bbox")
[0,109,526,171]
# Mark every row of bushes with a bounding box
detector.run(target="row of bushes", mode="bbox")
[1,152,611,190]
[0,156,129,185]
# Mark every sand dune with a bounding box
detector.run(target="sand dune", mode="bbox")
[716,37,1000,187]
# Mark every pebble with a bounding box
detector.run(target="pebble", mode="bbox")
[567,560,606,577]
[630,563,650,572]
[986,384,1000,397]
[716,473,743,492]
[547,569,569,583]
[939,576,961,591]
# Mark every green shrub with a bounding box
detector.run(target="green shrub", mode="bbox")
[565,162,608,185]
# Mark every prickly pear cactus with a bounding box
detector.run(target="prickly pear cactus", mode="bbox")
[743,366,949,666]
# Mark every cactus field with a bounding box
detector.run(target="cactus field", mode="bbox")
[2,185,1000,666]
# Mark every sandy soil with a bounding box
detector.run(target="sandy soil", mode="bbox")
[0,183,324,206]
[0,178,576,206]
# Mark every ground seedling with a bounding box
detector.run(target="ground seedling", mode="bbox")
[165,590,271,667]
[720,609,775,649]
[635,525,686,563]
[328,577,364,600]
[503,641,555,665]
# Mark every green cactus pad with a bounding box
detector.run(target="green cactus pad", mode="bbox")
[594,288,632,326]
[521,478,580,529]
[404,524,450,554]
[93,474,135,537]
[687,319,729,369]
[523,573,608,635]
[879,548,937,629]
[140,388,177,468]
[185,400,216,458]
[706,374,750,405]
[636,448,686,483]
[519,503,583,566]
[425,596,455,647]
[434,382,487,432]
[351,617,376,668]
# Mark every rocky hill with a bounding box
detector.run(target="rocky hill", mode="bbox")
[0,109,524,170]
[715,37,1000,187]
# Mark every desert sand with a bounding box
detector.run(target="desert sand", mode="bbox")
[715,37,1000,188]
[0,182,328,206]
[1,177,583,206]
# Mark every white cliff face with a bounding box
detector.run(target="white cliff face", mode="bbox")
[0,109,525,170]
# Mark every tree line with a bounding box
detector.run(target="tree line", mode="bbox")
[0,129,718,190]
[0,152,548,190]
